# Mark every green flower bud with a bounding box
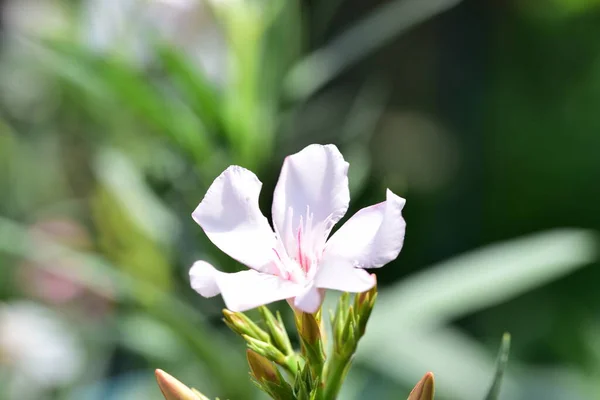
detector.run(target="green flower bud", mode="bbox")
[258,306,294,355]
[243,335,287,365]
[223,309,270,342]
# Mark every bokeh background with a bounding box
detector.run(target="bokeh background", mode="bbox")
[1,0,599,399]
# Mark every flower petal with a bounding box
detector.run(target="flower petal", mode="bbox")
[314,260,376,292]
[189,260,221,297]
[293,286,324,313]
[190,261,301,312]
[272,144,350,255]
[324,189,406,269]
[192,166,276,272]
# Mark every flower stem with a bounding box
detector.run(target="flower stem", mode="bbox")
[283,353,303,377]
[321,352,353,400]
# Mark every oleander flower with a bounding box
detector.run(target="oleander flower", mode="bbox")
[190,144,406,313]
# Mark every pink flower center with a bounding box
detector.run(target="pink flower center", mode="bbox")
[271,206,333,284]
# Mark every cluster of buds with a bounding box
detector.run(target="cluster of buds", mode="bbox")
[224,306,302,377]
[221,288,374,400]
[155,288,512,400]
[158,282,437,400]
[155,283,436,400]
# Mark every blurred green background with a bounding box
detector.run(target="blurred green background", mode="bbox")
[1,0,599,399]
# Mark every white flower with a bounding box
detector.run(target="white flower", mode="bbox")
[189,144,406,313]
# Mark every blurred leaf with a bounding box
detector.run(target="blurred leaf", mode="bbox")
[517,0,600,21]
[484,333,511,400]
[260,0,303,106]
[285,0,463,100]
[214,0,303,168]
[92,185,173,296]
[0,120,15,206]
[119,313,187,362]
[93,148,180,245]
[372,229,598,327]
[340,78,390,195]
[40,40,211,166]
[355,229,596,399]
[154,43,221,132]
[312,0,348,41]
[340,78,390,145]
[356,326,518,400]
[0,216,254,399]
[69,371,159,400]
[215,0,269,168]
[0,127,70,215]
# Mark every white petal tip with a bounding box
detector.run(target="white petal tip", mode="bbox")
[385,189,406,209]
[189,261,221,298]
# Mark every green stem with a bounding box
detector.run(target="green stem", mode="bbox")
[321,352,353,400]
[283,353,303,377]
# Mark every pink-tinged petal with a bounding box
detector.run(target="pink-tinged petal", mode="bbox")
[192,166,276,272]
[324,189,406,269]
[293,286,324,313]
[314,260,376,292]
[272,144,350,254]
[189,261,301,312]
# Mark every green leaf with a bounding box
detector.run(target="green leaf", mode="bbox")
[154,43,221,131]
[356,230,596,398]
[41,40,210,165]
[93,148,180,245]
[371,229,598,327]
[285,0,464,100]
[484,333,511,400]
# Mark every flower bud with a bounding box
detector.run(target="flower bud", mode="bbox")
[354,277,378,338]
[300,312,321,344]
[243,335,287,365]
[258,306,293,355]
[407,372,435,400]
[246,349,281,385]
[155,369,204,400]
[223,309,270,342]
